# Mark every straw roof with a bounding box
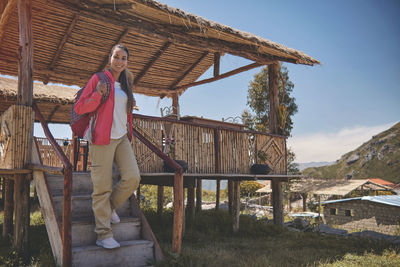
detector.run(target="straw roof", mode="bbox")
[290,178,395,197]
[0,76,76,123]
[0,0,319,98]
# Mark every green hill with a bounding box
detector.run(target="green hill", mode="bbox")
[302,122,400,183]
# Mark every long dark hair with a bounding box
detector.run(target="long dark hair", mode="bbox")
[110,44,134,113]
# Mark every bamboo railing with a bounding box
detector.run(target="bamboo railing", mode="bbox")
[32,103,73,267]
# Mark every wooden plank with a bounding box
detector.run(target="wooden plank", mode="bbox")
[31,138,62,266]
[140,175,195,188]
[0,168,32,175]
[172,172,183,254]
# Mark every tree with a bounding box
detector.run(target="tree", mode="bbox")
[243,65,298,136]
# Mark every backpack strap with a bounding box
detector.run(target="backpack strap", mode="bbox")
[95,72,112,103]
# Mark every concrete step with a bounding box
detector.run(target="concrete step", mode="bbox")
[47,172,93,196]
[72,240,154,267]
[72,216,141,247]
[52,194,131,220]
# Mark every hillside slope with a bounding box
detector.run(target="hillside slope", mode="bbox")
[302,122,400,183]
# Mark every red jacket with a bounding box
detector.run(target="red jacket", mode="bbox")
[74,70,133,145]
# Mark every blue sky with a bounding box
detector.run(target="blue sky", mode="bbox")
[35,0,399,162]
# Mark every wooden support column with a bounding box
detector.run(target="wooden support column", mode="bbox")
[228,180,233,215]
[186,187,195,223]
[172,172,183,254]
[172,93,179,117]
[2,177,14,238]
[302,193,307,212]
[215,180,220,210]
[137,185,141,205]
[14,0,34,255]
[214,128,220,210]
[195,179,202,213]
[232,181,240,233]
[213,52,220,77]
[269,62,284,225]
[157,186,164,216]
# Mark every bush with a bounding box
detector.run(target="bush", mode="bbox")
[240,181,263,197]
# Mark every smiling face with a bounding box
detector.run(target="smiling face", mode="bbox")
[110,47,128,78]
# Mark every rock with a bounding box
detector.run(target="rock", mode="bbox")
[350,230,400,244]
[377,152,384,160]
[293,218,310,230]
[381,144,390,153]
[314,224,348,236]
[347,154,360,165]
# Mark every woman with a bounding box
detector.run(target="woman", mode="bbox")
[74,44,140,249]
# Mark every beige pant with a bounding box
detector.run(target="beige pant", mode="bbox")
[89,135,141,240]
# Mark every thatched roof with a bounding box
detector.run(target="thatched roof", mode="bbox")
[291,178,396,196]
[0,76,76,123]
[0,0,319,98]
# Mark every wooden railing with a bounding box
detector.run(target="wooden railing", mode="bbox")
[32,103,73,267]
[131,114,287,174]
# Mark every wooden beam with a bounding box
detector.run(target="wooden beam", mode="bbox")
[0,168,32,175]
[97,28,130,73]
[173,62,264,92]
[44,13,80,84]
[213,52,220,77]
[0,0,17,47]
[168,51,209,89]
[172,93,179,116]
[157,186,164,216]
[133,41,171,85]
[47,105,60,122]
[55,0,300,65]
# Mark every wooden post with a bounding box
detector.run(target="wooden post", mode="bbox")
[13,174,30,254]
[213,52,220,77]
[172,172,183,254]
[228,180,233,215]
[232,181,240,232]
[3,177,14,238]
[172,93,179,117]
[268,62,284,226]
[215,180,220,210]
[137,185,141,205]
[157,186,164,217]
[14,0,33,255]
[186,187,195,223]
[195,179,202,213]
[302,193,307,212]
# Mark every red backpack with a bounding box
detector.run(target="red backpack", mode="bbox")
[70,72,111,138]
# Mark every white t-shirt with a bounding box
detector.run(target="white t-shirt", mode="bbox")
[110,81,128,139]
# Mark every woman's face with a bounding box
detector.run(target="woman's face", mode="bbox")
[110,47,128,74]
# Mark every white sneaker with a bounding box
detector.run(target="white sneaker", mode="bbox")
[96,237,120,249]
[110,210,120,224]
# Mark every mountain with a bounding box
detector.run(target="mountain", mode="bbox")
[302,122,400,184]
[296,161,334,171]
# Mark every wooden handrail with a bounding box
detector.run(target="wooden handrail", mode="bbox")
[132,128,184,253]
[33,102,72,267]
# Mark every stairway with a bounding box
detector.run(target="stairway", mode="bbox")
[33,170,157,267]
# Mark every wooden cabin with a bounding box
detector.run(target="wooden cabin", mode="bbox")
[0,0,319,266]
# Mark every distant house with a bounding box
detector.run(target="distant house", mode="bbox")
[368,178,395,188]
[322,195,400,235]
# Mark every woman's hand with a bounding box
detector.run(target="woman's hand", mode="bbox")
[96,80,107,96]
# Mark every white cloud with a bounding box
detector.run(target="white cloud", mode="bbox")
[288,122,397,163]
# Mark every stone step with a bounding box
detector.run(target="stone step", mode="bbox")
[72,240,154,267]
[46,172,93,196]
[52,194,131,220]
[72,216,141,247]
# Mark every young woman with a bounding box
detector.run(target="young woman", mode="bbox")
[74,44,140,249]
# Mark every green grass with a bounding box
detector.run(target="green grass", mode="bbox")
[0,206,399,266]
